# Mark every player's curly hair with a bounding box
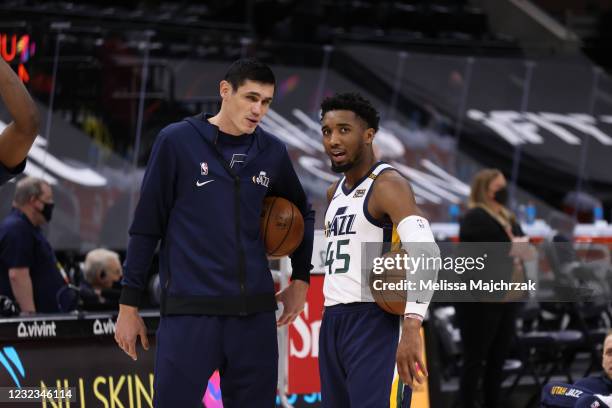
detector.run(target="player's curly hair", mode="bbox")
[320,92,380,132]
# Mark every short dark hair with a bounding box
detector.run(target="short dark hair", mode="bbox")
[320,92,380,132]
[224,58,276,90]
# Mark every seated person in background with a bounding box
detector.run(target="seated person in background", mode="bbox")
[573,330,612,393]
[79,248,122,310]
[0,177,66,314]
[541,331,612,407]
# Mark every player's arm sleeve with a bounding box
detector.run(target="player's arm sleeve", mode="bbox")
[397,215,440,317]
[269,145,314,283]
[120,130,176,307]
[0,159,26,186]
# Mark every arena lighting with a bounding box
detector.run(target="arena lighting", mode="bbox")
[0,33,36,83]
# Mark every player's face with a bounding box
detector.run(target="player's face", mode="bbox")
[321,110,374,173]
[220,79,274,134]
[603,335,612,379]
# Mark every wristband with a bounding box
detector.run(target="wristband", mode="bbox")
[404,313,424,322]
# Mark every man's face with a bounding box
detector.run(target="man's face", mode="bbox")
[100,257,122,289]
[32,183,53,226]
[603,335,612,379]
[220,79,274,134]
[321,110,373,173]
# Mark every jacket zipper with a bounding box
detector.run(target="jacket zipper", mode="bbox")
[235,175,247,315]
[200,124,247,314]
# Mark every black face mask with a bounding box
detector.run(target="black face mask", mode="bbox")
[41,202,54,222]
[494,187,509,206]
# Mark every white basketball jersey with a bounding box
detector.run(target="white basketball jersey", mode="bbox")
[323,162,398,306]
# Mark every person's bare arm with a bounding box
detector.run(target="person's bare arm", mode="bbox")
[369,170,430,385]
[8,267,36,313]
[369,170,420,223]
[0,59,40,168]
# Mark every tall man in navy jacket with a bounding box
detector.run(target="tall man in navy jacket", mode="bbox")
[114,59,314,407]
[0,58,40,185]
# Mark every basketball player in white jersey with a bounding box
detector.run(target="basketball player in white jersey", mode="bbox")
[318,93,439,407]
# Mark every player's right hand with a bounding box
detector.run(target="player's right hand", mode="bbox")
[396,318,427,386]
[115,304,149,361]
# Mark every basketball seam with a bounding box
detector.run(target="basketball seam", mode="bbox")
[381,268,404,315]
[381,269,395,314]
[271,200,295,256]
[263,197,277,253]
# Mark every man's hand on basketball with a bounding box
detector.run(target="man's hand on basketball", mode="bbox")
[275,280,309,326]
[396,318,428,386]
[115,304,149,361]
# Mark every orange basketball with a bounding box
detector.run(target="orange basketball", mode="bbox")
[260,197,304,257]
[369,249,408,315]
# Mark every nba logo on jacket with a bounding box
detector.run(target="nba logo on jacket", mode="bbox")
[200,162,208,175]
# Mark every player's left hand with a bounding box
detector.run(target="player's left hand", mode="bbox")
[396,318,428,386]
[275,279,309,326]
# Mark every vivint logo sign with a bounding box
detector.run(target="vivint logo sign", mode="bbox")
[93,318,115,335]
[17,321,57,338]
[468,110,612,146]
[290,303,321,359]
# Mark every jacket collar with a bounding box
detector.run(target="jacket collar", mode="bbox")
[188,113,272,152]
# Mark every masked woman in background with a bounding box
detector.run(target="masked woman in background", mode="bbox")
[455,168,529,408]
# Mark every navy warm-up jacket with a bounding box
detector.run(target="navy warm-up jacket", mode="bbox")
[120,113,315,315]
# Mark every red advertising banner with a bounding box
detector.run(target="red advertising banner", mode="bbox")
[287,274,324,394]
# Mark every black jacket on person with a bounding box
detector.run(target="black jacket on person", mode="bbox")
[459,206,525,292]
[459,206,524,243]
[121,114,315,316]
[454,206,525,408]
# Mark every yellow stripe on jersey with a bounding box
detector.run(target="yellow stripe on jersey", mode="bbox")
[390,375,402,407]
[389,327,430,408]
[391,224,402,252]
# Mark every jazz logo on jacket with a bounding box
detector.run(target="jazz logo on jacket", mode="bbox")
[253,171,270,188]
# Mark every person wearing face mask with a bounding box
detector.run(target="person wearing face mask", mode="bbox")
[0,177,66,314]
[454,168,527,408]
[78,248,123,311]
